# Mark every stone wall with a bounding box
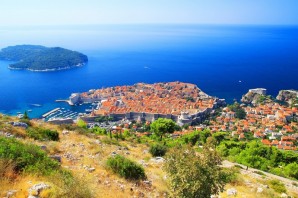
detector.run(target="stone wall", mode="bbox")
[48,118,74,125]
[249,88,267,95]
[79,98,225,125]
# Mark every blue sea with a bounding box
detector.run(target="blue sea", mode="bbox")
[0,24,298,118]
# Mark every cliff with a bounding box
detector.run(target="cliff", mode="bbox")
[241,88,267,105]
[0,45,88,71]
[276,90,298,106]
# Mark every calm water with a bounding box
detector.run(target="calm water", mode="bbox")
[0,25,298,118]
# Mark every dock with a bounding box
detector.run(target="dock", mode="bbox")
[42,108,60,118]
[55,99,70,104]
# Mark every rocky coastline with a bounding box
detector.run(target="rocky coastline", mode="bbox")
[8,62,86,72]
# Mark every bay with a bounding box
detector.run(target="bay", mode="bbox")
[0,24,297,118]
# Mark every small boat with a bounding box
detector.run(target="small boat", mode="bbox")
[31,104,42,107]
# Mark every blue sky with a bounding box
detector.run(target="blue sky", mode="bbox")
[1,0,298,26]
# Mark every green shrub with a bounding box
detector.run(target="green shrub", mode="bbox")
[149,144,167,157]
[222,167,241,185]
[123,129,131,138]
[0,137,92,197]
[26,127,59,141]
[59,121,90,134]
[77,119,87,129]
[91,126,107,135]
[0,137,59,175]
[181,131,200,146]
[59,124,77,131]
[106,155,146,180]
[269,179,286,193]
[102,137,121,146]
[284,162,298,179]
[75,127,89,134]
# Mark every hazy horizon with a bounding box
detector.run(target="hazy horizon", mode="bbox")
[1,0,298,26]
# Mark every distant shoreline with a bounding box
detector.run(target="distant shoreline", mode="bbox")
[8,62,86,72]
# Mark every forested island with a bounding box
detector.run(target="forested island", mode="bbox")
[0,45,88,71]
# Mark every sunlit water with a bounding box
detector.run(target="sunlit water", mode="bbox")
[0,25,297,118]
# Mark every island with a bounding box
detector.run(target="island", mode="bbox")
[0,45,88,71]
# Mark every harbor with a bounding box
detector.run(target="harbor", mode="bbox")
[41,102,99,122]
[43,108,80,121]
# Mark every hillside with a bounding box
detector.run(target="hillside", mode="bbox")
[0,45,88,71]
[1,114,298,198]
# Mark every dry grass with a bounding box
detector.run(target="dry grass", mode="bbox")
[1,118,297,197]
[0,159,18,195]
[0,174,48,198]
[218,173,298,198]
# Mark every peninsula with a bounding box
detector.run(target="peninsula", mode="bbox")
[67,82,226,125]
[0,45,88,71]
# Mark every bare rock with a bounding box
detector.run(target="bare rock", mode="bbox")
[95,140,101,144]
[150,157,165,163]
[257,187,263,193]
[62,130,69,135]
[280,193,288,198]
[143,180,152,186]
[6,190,18,198]
[241,88,267,105]
[143,149,149,154]
[50,155,61,163]
[40,145,47,150]
[227,188,237,196]
[88,167,96,172]
[276,90,298,106]
[28,183,50,198]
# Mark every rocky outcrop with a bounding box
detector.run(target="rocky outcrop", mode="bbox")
[241,88,267,105]
[276,90,298,106]
[28,183,50,198]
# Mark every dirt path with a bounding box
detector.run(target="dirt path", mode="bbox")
[222,160,298,193]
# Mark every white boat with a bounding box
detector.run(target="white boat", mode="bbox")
[31,104,42,107]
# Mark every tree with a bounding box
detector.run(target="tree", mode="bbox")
[235,108,246,119]
[212,132,227,145]
[164,141,228,198]
[285,162,298,179]
[150,118,176,140]
[199,129,211,144]
[23,111,29,120]
[149,144,167,157]
[228,103,246,119]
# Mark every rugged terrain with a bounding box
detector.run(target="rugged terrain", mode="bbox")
[277,90,298,106]
[1,114,298,198]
